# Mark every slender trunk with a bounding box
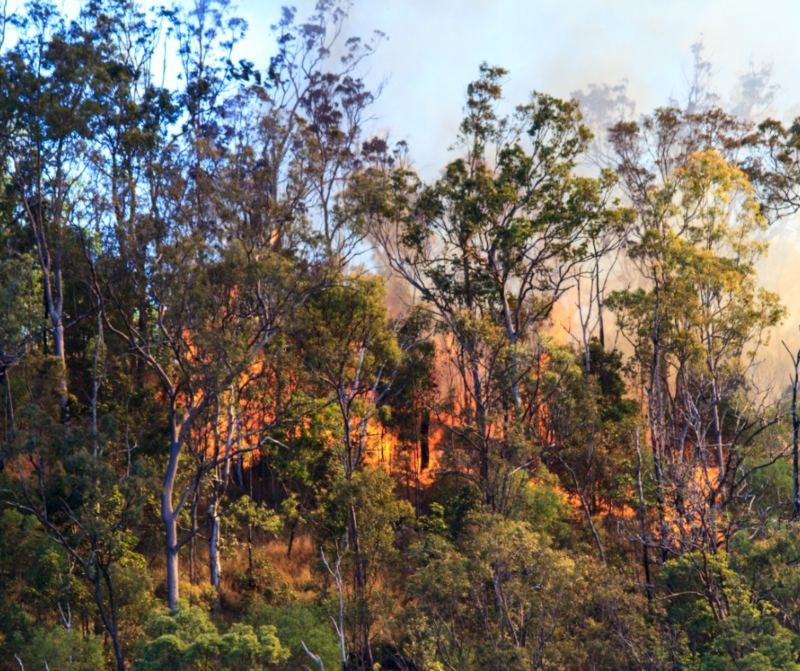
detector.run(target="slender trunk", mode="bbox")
[189,493,198,588]
[286,519,297,559]
[340,390,354,478]
[703,317,726,550]
[461,242,492,506]
[235,452,244,488]
[419,413,430,471]
[468,348,490,506]
[52,316,68,423]
[648,393,668,553]
[47,254,69,424]
[247,460,254,580]
[708,374,725,491]
[790,348,800,519]
[2,366,14,444]
[101,566,126,671]
[91,312,103,457]
[348,502,372,669]
[498,287,522,417]
[648,291,669,562]
[162,414,181,611]
[794,375,800,520]
[557,453,605,563]
[595,257,605,349]
[580,491,605,564]
[634,430,654,602]
[209,499,221,589]
[321,547,347,670]
[91,563,125,671]
[210,394,234,589]
[582,340,592,377]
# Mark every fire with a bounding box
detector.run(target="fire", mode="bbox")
[546,297,575,346]
[183,286,735,556]
[363,416,437,486]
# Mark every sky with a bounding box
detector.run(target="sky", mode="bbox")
[24,0,800,178]
[11,0,800,376]
[226,0,800,179]
[223,0,799,381]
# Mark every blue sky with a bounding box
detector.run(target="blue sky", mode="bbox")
[22,0,800,177]
[228,0,800,178]
[9,0,800,354]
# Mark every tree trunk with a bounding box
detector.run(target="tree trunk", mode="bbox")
[47,255,69,424]
[213,394,234,590]
[286,519,297,559]
[92,562,126,671]
[163,510,180,611]
[161,415,182,611]
[348,502,372,669]
[189,493,198,588]
[595,257,605,349]
[52,314,68,422]
[634,430,653,602]
[497,282,522,417]
[794,378,800,520]
[648,292,670,562]
[209,498,221,589]
[467,348,491,507]
[91,312,103,457]
[790,347,800,519]
[2,366,14,446]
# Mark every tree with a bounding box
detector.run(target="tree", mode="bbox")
[402,508,660,671]
[314,468,412,670]
[0,0,119,422]
[608,110,784,558]
[91,0,380,612]
[296,275,405,668]
[363,64,625,510]
[132,603,289,671]
[661,550,800,670]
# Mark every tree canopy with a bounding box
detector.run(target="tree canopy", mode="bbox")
[3,2,800,671]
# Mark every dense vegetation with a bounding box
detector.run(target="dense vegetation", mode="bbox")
[4,1,800,669]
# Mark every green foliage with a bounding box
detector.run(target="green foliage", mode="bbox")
[315,468,414,574]
[731,525,800,633]
[133,603,289,671]
[4,2,800,670]
[0,252,41,359]
[224,496,282,545]
[244,600,341,671]
[110,552,157,647]
[403,509,661,670]
[662,551,800,670]
[13,625,108,671]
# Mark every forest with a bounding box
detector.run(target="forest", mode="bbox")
[4,1,800,669]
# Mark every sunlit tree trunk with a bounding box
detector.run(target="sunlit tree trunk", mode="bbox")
[162,413,182,612]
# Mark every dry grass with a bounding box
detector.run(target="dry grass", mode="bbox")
[146,532,322,609]
[217,532,321,604]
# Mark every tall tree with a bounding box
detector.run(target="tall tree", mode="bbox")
[0,1,117,422]
[363,65,624,510]
[608,109,784,556]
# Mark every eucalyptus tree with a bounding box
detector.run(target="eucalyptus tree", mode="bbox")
[0,4,171,668]
[89,0,384,612]
[295,275,402,667]
[0,1,117,422]
[607,109,784,558]
[745,116,800,523]
[744,116,800,218]
[361,65,625,510]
